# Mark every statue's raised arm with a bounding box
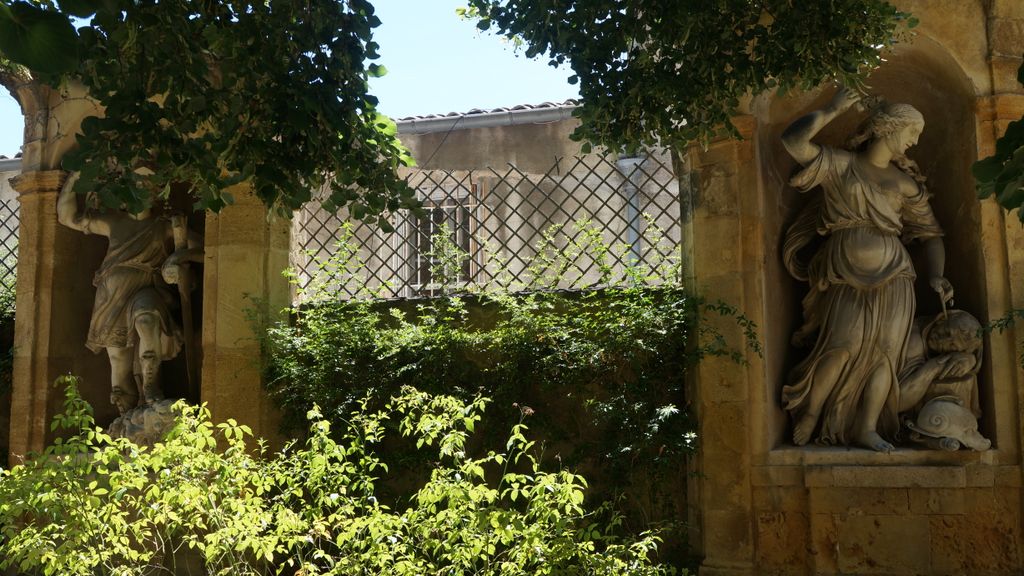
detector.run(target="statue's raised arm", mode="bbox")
[781,87,861,166]
[57,172,119,237]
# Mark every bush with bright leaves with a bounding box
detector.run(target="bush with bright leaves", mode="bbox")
[0,376,680,575]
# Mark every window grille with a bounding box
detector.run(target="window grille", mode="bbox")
[0,197,18,292]
[404,181,481,297]
[291,151,683,301]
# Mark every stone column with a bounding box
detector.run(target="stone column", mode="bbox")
[7,170,66,461]
[986,0,1024,95]
[200,184,290,443]
[975,93,1024,461]
[7,170,110,461]
[687,116,763,576]
[983,0,1024,501]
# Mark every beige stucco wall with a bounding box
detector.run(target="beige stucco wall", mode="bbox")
[402,117,582,173]
[0,170,17,202]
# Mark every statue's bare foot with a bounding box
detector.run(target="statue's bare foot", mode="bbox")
[142,387,164,406]
[856,430,894,453]
[792,413,818,446]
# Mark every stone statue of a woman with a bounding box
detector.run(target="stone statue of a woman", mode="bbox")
[780,87,953,452]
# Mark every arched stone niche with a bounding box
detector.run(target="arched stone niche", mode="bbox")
[752,36,991,452]
[7,82,204,454]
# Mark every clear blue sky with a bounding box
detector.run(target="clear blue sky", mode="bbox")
[0,0,579,159]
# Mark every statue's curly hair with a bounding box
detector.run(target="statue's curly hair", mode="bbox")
[846,101,927,184]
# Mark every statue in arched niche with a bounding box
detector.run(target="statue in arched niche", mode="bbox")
[779,87,981,452]
[57,171,202,437]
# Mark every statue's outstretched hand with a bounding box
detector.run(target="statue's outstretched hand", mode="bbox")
[929,276,954,306]
[827,86,861,114]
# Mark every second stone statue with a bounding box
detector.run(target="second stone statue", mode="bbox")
[779,87,972,453]
[57,171,203,442]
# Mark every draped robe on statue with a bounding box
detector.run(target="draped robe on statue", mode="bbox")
[782,147,943,445]
[85,216,183,361]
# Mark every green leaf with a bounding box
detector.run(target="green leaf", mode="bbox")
[0,1,79,73]
[997,178,1024,211]
[978,179,995,200]
[995,119,1024,159]
[972,156,1004,184]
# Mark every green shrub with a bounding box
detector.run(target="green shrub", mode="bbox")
[0,376,680,575]
[265,221,758,551]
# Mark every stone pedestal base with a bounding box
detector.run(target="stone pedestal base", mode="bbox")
[747,450,1022,574]
[108,398,178,446]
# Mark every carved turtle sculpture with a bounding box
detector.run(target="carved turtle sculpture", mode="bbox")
[905,395,991,451]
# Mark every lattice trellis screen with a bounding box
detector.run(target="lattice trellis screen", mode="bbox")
[291,151,683,300]
[0,197,18,292]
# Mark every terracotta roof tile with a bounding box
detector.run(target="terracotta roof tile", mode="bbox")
[395,99,579,121]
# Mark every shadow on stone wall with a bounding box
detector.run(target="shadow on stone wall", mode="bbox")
[0,305,13,467]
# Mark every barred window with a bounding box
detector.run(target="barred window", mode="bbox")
[403,183,480,297]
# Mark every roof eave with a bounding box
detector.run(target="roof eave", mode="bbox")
[396,103,578,135]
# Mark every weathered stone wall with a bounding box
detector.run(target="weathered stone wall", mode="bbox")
[752,454,1020,574]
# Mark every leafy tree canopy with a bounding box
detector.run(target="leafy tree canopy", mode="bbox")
[0,0,416,225]
[465,0,915,153]
[1,0,916,216]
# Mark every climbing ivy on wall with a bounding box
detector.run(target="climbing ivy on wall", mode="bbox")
[263,222,759,545]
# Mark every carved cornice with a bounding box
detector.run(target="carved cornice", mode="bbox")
[10,170,67,196]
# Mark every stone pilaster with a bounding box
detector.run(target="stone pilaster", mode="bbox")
[7,170,111,462]
[200,184,290,443]
[8,170,65,463]
[688,116,763,576]
[975,94,1024,470]
[986,0,1024,94]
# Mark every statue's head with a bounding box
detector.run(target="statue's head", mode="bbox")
[847,101,929,150]
[924,310,983,355]
[848,102,924,155]
[846,100,928,185]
